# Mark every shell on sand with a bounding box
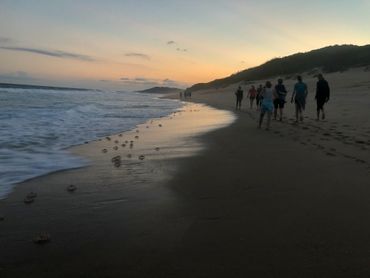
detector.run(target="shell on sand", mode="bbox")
[33,232,51,244]
[67,184,77,192]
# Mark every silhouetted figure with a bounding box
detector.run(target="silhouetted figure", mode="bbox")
[258,81,275,130]
[315,73,330,120]
[274,78,288,121]
[291,75,308,122]
[256,84,263,110]
[179,91,183,99]
[235,86,243,110]
[247,85,257,109]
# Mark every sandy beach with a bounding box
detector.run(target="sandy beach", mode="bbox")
[1,68,370,277]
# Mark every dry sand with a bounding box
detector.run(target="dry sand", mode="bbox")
[0,68,369,277]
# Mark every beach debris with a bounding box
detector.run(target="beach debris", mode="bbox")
[114,140,119,144]
[112,157,122,167]
[67,184,77,192]
[127,154,132,158]
[24,196,35,204]
[106,136,111,141]
[33,232,51,244]
[139,155,145,160]
[113,146,119,150]
[121,144,126,147]
[155,147,160,151]
[135,136,139,139]
[102,149,108,153]
[27,192,37,199]
[158,124,162,127]
[111,155,121,162]
[24,192,37,204]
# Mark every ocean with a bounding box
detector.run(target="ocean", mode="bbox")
[0,84,182,199]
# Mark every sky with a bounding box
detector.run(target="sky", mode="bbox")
[0,0,369,91]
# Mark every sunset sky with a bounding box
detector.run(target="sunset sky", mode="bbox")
[0,0,369,91]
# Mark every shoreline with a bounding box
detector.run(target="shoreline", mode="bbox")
[1,69,370,277]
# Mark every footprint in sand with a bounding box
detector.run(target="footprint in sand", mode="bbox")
[114,140,119,144]
[113,146,118,150]
[121,144,126,147]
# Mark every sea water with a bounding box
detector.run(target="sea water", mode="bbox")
[0,84,182,199]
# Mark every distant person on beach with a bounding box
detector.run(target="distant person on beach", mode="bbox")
[179,91,183,99]
[274,78,288,121]
[258,81,275,130]
[256,84,263,110]
[315,73,330,120]
[247,85,257,109]
[235,86,243,110]
[291,75,308,122]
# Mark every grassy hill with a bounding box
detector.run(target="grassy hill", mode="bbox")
[136,86,183,94]
[188,44,370,92]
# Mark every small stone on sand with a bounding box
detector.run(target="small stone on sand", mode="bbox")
[33,232,51,244]
[67,184,77,192]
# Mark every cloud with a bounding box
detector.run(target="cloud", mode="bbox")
[0,46,95,62]
[125,52,151,60]
[167,40,176,45]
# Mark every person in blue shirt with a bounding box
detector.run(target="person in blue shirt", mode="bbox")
[291,75,308,122]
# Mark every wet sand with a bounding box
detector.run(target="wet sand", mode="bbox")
[1,68,370,277]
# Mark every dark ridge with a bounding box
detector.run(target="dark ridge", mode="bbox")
[136,86,183,94]
[0,82,90,91]
[188,44,370,92]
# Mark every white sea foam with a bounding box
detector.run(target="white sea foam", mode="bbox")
[0,87,181,199]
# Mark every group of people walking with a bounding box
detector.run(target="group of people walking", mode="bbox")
[234,74,330,130]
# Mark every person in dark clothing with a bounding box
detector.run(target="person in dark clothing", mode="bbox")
[235,86,243,110]
[273,78,288,121]
[256,84,263,110]
[315,73,330,120]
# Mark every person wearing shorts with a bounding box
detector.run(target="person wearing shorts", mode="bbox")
[315,73,330,120]
[258,81,275,130]
[291,75,308,123]
[235,86,243,110]
[273,78,288,121]
[247,85,257,109]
